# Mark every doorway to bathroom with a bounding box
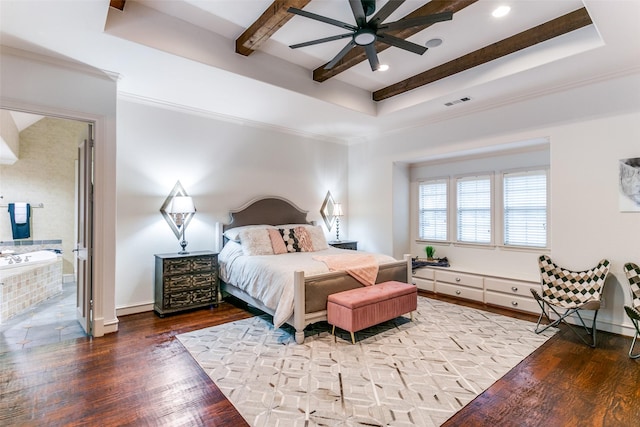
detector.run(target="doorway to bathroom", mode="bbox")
[0,109,92,352]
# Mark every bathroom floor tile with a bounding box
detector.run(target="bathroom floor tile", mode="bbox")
[0,282,86,354]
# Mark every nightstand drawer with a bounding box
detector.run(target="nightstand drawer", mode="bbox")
[166,288,215,309]
[164,272,216,292]
[191,256,216,272]
[163,255,216,275]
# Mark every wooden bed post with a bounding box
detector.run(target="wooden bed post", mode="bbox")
[293,270,306,344]
[404,254,412,283]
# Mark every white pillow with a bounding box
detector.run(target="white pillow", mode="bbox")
[223,224,274,242]
[307,225,329,251]
[239,228,274,256]
[277,224,328,251]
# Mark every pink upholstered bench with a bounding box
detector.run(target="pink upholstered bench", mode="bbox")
[327,281,418,344]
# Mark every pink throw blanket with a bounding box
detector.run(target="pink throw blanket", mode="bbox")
[313,254,379,286]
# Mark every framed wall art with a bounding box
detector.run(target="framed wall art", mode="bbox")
[619,157,640,212]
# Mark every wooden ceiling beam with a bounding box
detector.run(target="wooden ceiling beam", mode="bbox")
[313,0,479,82]
[373,7,592,101]
[109,0,126,11]
[236,0,312,56]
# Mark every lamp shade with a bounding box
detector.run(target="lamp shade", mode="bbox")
[167,196,195,214]
[333,203,344,217]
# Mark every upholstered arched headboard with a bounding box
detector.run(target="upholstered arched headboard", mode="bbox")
[222,196,313,234]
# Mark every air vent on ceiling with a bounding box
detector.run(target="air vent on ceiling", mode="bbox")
[444,96,471,107]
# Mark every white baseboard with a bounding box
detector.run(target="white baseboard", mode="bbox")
[116,302,154,317]
[552,313,635,337]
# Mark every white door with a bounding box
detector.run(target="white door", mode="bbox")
[76,123,94,335]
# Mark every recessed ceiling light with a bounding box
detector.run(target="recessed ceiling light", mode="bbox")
[425,38,443,48]
[492,5,511,18]
[379,64,389,72]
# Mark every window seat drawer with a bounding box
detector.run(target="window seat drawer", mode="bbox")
[485,290,539,314]
[437,282,484,302]
[413,277,434,292]
[484,277,539,298]
[436,270,483,289]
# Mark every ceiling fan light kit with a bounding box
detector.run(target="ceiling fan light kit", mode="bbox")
[354,28,376,46]
[288,0,453,72]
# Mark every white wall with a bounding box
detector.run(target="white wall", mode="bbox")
[0,47,118,336]
[349,71,640,335]
[115,100,348,312]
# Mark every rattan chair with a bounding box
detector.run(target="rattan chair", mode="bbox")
[623,262,640,359]
[531,255,610,348]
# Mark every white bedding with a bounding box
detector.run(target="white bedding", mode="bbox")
[218,241,397,328]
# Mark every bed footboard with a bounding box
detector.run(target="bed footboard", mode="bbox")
[291,254,412,344]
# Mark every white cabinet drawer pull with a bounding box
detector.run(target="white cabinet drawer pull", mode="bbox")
[455,277,461,282]
[456,290,461,295]
[511,301,518,306]
[511,287,518,292]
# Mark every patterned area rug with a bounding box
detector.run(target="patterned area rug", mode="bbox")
[177,297,555,426]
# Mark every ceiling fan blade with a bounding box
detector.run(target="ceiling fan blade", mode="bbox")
[376,33,427,55]
[288,7,357,31]
[348,0,367,27]
[290,33,355,49]
[325,40,357,69]
[378,12,453,32]
[364,43,380,71]
[368,0,406,27]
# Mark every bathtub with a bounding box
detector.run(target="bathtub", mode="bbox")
[0,250,58,270]
[0,250,63,323]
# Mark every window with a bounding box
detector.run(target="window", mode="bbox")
[456,175,492,244]
[503,170,547,247]
[418,179,448,241]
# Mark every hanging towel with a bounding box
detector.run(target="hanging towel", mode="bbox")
[8,203,31,239]
[14,202,27,224]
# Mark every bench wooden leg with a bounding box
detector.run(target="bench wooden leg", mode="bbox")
[350,332,355,344]
[410,312,413,321]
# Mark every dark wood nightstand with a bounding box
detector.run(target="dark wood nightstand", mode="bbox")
[154,251,219,317]
[328,240,358,250]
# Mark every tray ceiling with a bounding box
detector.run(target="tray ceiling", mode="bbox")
[1,1,639,142]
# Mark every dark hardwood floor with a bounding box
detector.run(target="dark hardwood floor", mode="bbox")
[1,292,638,426]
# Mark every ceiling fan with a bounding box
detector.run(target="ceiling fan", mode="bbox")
[287,0,453,71]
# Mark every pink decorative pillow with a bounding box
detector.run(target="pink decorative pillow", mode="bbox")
[268,228,287,254]
[295,226,314,252]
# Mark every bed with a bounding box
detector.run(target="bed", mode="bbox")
[219,196,411,344]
